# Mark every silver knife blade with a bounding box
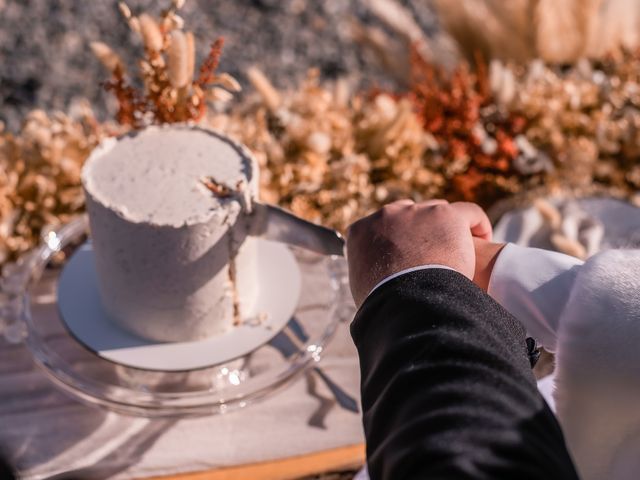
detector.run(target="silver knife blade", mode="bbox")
[248,202,345,256]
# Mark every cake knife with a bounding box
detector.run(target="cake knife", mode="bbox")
[248,203,346,257]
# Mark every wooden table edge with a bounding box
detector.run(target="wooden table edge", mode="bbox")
[145,443,366,480]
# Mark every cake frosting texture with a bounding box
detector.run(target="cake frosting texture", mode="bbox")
[81,125,259,342]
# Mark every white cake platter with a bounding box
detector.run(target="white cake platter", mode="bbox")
[57,239,301,371]
[0,216,352,417]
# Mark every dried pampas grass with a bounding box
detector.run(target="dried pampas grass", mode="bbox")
[139,13,164,52]
[247,67,282,111]
[433,0,534,62]
[432,0,640,63]
[89,42,124,75]
[168,30,190,88]
[354,0,455,82]
[92,1,240,127]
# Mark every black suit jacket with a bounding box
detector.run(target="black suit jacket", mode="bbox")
[351,268,580,479]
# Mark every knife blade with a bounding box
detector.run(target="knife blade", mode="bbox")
[247,202,345,257]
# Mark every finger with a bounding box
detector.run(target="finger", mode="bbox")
[418,199,449,208]
[387,199,415,207]
[451,202,492,241]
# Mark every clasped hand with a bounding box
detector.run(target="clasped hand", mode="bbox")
[346,199,504,307]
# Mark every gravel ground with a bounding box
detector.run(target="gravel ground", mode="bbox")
[0,0,439,130]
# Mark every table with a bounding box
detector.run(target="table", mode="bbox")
[151,445,364,480]
[0,264,365,479]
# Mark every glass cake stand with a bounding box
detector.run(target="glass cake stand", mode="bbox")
[0,216,353,417]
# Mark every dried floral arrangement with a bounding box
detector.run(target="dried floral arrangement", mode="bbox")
[90,0,240,127]
[2,0,640,270]
[0,105,119,265]
[431,0,640,64]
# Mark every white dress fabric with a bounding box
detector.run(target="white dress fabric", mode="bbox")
[490,198,640,480]
[490,245,640,480]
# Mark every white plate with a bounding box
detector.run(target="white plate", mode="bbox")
[57,239,301,371]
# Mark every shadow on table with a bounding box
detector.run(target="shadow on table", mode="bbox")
[269,316,359,430]
[41,418,178,480]
[0,272,177,479]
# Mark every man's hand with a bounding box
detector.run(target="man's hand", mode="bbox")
[346,199,492,307]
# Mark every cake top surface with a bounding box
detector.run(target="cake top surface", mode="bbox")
[82,126,256,227]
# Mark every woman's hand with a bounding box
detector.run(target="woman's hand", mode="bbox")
[473,238,507,291]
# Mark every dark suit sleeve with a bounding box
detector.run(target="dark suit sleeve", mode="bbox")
[351,269,579,480]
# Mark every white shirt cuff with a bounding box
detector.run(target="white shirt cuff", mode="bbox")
[366,265,456,299]
[488,243,583,352]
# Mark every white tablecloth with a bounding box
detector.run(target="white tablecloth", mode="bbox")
[0,269,364,479]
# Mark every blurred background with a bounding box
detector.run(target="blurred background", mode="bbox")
[2,0,640,265]
[0,0,443,130]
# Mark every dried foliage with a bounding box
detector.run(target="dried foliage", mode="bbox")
[3,1,640,270]
[432,0,640,63]
[0,105,120,264]
[534,198,605,260]
[209,70,386,227]
[403,49,529,204]
[92,1,240,127]
[490,52,640,195]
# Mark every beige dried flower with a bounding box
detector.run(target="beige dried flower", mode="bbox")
[118,1,131,19]
[139,13,163,52]
[90,41,124,74]
[170,13,185,30]
[247,67,281,111]
[216,73,242,92]
[185,31,195,83]
[128,16,141,33]
[551,233,587,259]
[432,0,640,63]
[534,198,562,230]
[168,30,190,88]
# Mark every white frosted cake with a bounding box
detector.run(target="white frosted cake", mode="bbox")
[81,125,259,342]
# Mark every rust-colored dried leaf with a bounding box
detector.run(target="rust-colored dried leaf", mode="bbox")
[196,38,224,87]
